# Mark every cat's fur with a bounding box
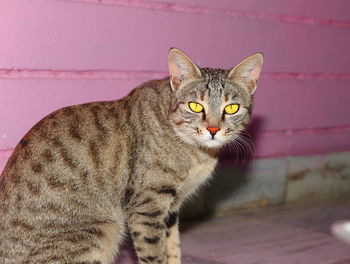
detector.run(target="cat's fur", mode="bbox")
[0,48,263,264]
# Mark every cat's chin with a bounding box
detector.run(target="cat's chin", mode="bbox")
[200,139,224,149]
[178,135,223,149]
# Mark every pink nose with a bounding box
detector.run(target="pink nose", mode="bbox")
[207,127,220,136]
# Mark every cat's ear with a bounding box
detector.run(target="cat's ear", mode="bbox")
[168,48,202,91]
[228,53,264,95]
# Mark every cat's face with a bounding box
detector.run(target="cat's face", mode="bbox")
[168,48,263,149]
[170,71,253,148]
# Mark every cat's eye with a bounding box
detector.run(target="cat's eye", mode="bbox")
[189,102,204,113]
[224,104,240,115]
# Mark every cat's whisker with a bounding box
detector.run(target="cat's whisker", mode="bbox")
[235,134,255,168]
[236,138,249,165]
[239,131,256,151]
[239,137,252,164]
[228,141,240,166]
[227,137,244,165]
[227,132,254,166]
[242,136,256,161]
[238,135,254,156]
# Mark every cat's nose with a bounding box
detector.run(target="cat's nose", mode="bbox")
[207,127,220,136]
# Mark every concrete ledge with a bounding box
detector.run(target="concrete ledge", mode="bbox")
[286,151,350,201]
[181,151,350,220]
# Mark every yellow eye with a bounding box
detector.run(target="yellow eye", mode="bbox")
[224,104,240,115]
[189,102,204,113]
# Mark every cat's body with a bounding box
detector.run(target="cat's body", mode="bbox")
[0,49,263,264]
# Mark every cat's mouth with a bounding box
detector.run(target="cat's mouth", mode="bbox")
[199,135,225,149]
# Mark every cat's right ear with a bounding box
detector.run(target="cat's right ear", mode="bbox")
[168,48,202,91]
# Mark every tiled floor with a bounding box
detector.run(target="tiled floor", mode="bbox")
[115,196,350,264]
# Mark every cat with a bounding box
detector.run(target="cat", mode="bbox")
[0,48,263,264]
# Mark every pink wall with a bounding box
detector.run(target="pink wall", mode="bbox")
[1,0,350,172]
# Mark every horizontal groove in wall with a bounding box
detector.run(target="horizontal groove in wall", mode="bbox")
[257,124,350,137]
[263,72,350,81]
[0,69,167,80]
[59,0,350,29]
[1,69,350,81]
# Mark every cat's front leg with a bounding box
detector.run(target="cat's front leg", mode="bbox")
[126,193,175,264]
[165,212,181,264]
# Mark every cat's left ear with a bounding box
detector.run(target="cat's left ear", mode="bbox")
[228,53,264,95]
[168,48,202,91]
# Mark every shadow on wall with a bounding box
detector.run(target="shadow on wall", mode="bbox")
[180,116,271,221]
[220,116,265,165]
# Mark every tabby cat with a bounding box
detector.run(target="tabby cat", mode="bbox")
[0,48,263,264]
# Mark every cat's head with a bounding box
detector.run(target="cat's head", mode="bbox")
[168,48,263,149]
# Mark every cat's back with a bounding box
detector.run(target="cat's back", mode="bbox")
[1,100,120,176]
[0,78,171,205]
[0,100,127,211]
